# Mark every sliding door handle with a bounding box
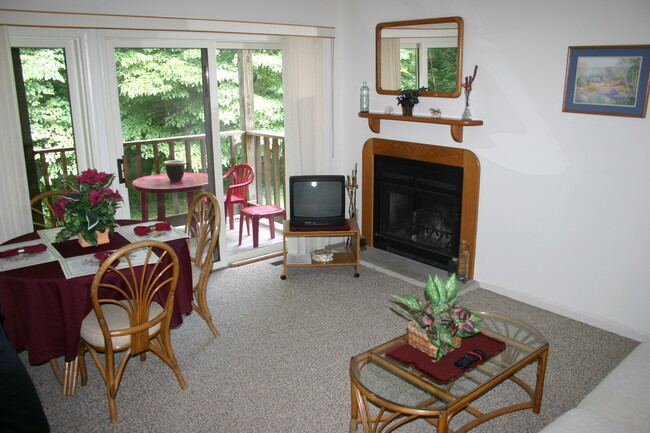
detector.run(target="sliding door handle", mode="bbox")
[116,157,127,184]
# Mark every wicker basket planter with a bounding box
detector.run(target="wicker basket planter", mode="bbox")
[407,320,462,358]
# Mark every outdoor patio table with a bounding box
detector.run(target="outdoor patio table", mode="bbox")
[132,172,209,221]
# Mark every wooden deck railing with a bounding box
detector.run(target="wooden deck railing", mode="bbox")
[32,131,285,214]
[123,130,285,209]
[32,147,76,191]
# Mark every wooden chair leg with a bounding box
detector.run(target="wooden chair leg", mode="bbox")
[49,358,63,385]
[192,286,219,337]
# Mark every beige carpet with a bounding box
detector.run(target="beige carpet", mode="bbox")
[22,259,638,432]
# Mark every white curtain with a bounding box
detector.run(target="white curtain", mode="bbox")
[282,36,333,253]
[381,37,401,90]
[283,36,328,176]
[0,26,32,243]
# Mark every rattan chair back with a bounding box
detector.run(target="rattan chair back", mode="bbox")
[78,240,187,422]
[30,189,66,230]
[184,192,221,336]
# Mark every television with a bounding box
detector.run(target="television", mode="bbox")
[289,175,346,227]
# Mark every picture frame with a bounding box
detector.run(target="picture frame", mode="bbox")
[563,45,650,118]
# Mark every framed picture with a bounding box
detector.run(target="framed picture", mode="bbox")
[563,45,650,117]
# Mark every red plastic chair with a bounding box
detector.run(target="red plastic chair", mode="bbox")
[222,163,255,229]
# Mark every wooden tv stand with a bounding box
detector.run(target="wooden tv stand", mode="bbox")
[281,219,361,279]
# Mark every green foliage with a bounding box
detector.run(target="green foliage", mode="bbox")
[428,47,458,93]
[18,48,77,191]
[391,274,482,360]
[396,87,427,106]
[21,46,285,206]
[400,48,417,90]
[115,48,206,142]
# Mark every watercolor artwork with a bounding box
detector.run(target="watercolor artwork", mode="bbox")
[573,56,641,107]
[563,45,650,117]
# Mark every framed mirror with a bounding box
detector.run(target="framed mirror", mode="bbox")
[376,17,463,98]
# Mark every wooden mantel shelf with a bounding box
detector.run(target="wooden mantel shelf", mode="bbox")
[358,112,483,143]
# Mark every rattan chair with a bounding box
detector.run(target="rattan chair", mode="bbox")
[30,189,66,230]
[184,192,221,336]
[78,240,187,423]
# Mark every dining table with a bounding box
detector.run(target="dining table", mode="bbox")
[0,220,194,396]
[131,172,209,221]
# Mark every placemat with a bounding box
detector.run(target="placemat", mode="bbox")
[117,222,188,243]
[0,240,61,272]
[386,333,506,383]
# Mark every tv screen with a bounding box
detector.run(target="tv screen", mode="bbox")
[289,175,346,227]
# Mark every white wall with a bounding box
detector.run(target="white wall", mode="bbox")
[3,0,649,339]
[0,0,340,27]
[335,0,650,340]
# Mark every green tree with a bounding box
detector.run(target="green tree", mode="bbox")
[400,48,417,90]
[18,47,77,192]
[428,47,458,93]
[115,48,206,142]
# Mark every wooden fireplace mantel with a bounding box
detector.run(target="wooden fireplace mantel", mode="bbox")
[362,138,480,279]
[358,112,483,143]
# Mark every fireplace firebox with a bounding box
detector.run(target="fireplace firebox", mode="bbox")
[362,138,480,278]
[373,155,463,269]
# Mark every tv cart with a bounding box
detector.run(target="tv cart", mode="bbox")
[281,218,361,279]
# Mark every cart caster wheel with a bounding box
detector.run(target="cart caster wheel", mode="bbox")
[354,273,360,277]
[280,275,287,280]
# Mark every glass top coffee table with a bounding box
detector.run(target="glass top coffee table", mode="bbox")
[349,311,549,433]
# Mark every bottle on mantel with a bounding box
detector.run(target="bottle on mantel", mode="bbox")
[360,81,370,113]
[457,240,470,282]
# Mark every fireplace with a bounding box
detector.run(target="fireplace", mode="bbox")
[362,138,480,278]
[373,155,463,269]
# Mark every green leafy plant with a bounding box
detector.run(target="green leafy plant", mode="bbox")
[53,169,123,245]
[391,273,482,360]
[396,87,427,107]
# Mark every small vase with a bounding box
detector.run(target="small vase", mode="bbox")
[401,105,414,117]
[461,89,472,120]
[164,160,186,183]
[78,229,110,248]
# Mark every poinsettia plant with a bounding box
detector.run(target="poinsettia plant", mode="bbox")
[53,169,123,245]
[391,273,482,360]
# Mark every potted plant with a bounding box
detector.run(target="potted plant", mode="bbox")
[396,87,427,116]
[391,273,482,360]
[53,169,123,246]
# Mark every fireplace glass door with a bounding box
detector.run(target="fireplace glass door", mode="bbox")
[374,155,463,269]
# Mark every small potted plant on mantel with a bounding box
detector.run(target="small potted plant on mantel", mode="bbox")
[396,86,427,117]
[391,273,482,361]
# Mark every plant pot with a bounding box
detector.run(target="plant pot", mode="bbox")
[401,105,414,117]
[164,160,186,183]
[407,320,461,359]
[78,229,110,248]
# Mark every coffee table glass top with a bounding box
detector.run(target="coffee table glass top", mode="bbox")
[350,311,548,412]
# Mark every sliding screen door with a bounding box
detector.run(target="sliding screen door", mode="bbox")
[112,47,215,226]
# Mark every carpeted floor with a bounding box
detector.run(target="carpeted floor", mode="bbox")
[23,259,638,432]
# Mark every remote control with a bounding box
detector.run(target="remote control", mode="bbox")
[454,349,487,369]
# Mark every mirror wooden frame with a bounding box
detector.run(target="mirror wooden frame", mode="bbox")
[376,17,464,98]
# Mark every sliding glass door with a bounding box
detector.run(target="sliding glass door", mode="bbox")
[112,47,214,227]
[9,37,90,212]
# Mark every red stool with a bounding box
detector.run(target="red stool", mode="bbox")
[238,205,286,248]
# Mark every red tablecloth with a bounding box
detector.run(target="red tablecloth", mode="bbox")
[0,223,193,365]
